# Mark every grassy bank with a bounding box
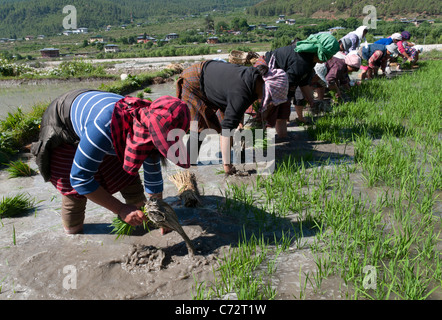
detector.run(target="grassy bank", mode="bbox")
[193,59,442,300]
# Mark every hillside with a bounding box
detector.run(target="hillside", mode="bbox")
[0,0,262,38]
[247,0,441,19]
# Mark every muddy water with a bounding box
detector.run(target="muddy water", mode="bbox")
[0,79,176,120]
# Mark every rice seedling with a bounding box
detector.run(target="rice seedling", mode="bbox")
[209,60,442,300]
[0,193,36,218]
[5,159,36,178]
[192,229,290,300]
[110,205,152,239]
[12,225,16,245]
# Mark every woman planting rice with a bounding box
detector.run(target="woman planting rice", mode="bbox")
[338,26,368,54]
[31,90,190,234]
[374,33,403,46]
[359,43,400,80]
[176,59,288,175]
[311,53,361,101]
[398,31,422,68]
[252,33,340,131]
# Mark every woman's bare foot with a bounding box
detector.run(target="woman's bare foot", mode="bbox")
[64,224,84,234]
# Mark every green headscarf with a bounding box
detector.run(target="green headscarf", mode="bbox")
[295,33,340,62]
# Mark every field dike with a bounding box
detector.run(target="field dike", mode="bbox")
[0,59,441,301]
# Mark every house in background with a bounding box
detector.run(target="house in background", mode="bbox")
[207,36,218,44]
[137,35,157,44]
[265,26,278,31]
[286,19,296,25]
[89,35,104,43]
[40,48,60,58]
[76,27,88,34]
[165,33,179,40]
[104,44,120,53]
[328,26,346,33]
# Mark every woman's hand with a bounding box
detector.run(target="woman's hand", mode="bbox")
[118,204,147,226]
[224,163,237,175]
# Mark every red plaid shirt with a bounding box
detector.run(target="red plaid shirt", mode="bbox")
[111,95,190,175]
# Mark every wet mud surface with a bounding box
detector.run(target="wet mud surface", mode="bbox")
[0,116,355,300]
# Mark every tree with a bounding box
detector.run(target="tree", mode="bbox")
[216,21,229,34]
[205,15,214,31]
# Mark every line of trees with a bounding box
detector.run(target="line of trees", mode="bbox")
[247,0,441,18]
[0,0,262,38]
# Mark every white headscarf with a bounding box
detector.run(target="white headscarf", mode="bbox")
[391,33,402,41]
[386,43,399,57]
[352,26,368,41]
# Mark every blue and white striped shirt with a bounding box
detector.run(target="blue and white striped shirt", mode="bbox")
[69,91,163,195]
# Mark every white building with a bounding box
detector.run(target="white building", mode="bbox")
[104,44,120,53]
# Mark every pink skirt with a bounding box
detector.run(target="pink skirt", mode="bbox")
[49,144,139,199]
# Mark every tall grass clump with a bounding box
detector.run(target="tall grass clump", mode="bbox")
[99,69,177,95]
[0,104,46,158]
[5,159,36,178]
[48,60,108,78]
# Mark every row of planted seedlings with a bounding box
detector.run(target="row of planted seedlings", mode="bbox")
[192,59,441,300]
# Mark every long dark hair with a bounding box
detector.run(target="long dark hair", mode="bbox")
[255,64,269,77]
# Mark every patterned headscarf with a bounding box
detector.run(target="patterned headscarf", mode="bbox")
[111,95,190,174]
[261,55,289,112]
[344,53,361,69]
[401,31,411,40]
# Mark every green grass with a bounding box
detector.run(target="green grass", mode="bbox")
[0,104,46,159]
[5,160,36,178]
[98,68,178,95]
[192,229,292,300]
[109,205,152,239]
[0,193,37,218]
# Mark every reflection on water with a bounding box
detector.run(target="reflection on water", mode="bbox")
[0,79,177,120]
[129,81,176,101]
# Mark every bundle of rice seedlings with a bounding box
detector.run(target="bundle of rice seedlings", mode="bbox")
[0,193,36,218]
[168,171,201,207]
[6,160,36,178]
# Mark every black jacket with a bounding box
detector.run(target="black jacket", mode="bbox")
[265,45,315,88]
[201,60,260,131]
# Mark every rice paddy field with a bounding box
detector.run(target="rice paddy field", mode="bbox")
[196,57,442,300]
[0,54,441,303]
